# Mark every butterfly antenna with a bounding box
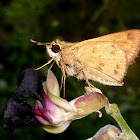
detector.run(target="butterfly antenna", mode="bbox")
[35,58,54,70]
[30,39,50,46]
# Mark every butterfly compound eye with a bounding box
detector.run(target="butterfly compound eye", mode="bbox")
[51,44,61,53]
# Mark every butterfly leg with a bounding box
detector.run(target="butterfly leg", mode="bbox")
[60,74,64,91]
[82,71,95,88]
[60,65,66,98]
[83,71,102,93]
[63,74,66,98]
[49,60,55,70]
[85,78,95,88]
[35,58,54,70]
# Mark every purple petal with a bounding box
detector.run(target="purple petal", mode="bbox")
[13,69,45,107]
[3,97,39,132]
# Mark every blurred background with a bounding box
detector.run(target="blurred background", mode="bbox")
[0,0,140,139]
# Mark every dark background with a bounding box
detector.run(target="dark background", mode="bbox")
[0,0,140,139]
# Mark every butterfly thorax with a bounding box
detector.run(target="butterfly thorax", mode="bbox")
[60,43,85,78]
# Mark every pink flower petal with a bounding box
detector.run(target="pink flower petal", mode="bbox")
[35,115,51,125]
[70,92,108,118]
[42,121,72,134]
[47,70,60,96]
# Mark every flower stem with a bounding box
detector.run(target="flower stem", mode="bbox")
[105,103,139,140]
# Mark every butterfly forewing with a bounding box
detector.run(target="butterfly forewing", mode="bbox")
[89,30,140,64]
[72,41,127,86]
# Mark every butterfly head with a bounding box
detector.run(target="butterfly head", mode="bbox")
[46,39,62,62]
[30,39,62,63]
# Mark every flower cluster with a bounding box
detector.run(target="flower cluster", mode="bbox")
[4,69,108,134]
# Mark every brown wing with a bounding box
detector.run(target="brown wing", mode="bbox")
[87,30,140,64]
[71,41,128,86]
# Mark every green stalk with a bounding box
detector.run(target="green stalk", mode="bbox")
[105,103,139,140]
